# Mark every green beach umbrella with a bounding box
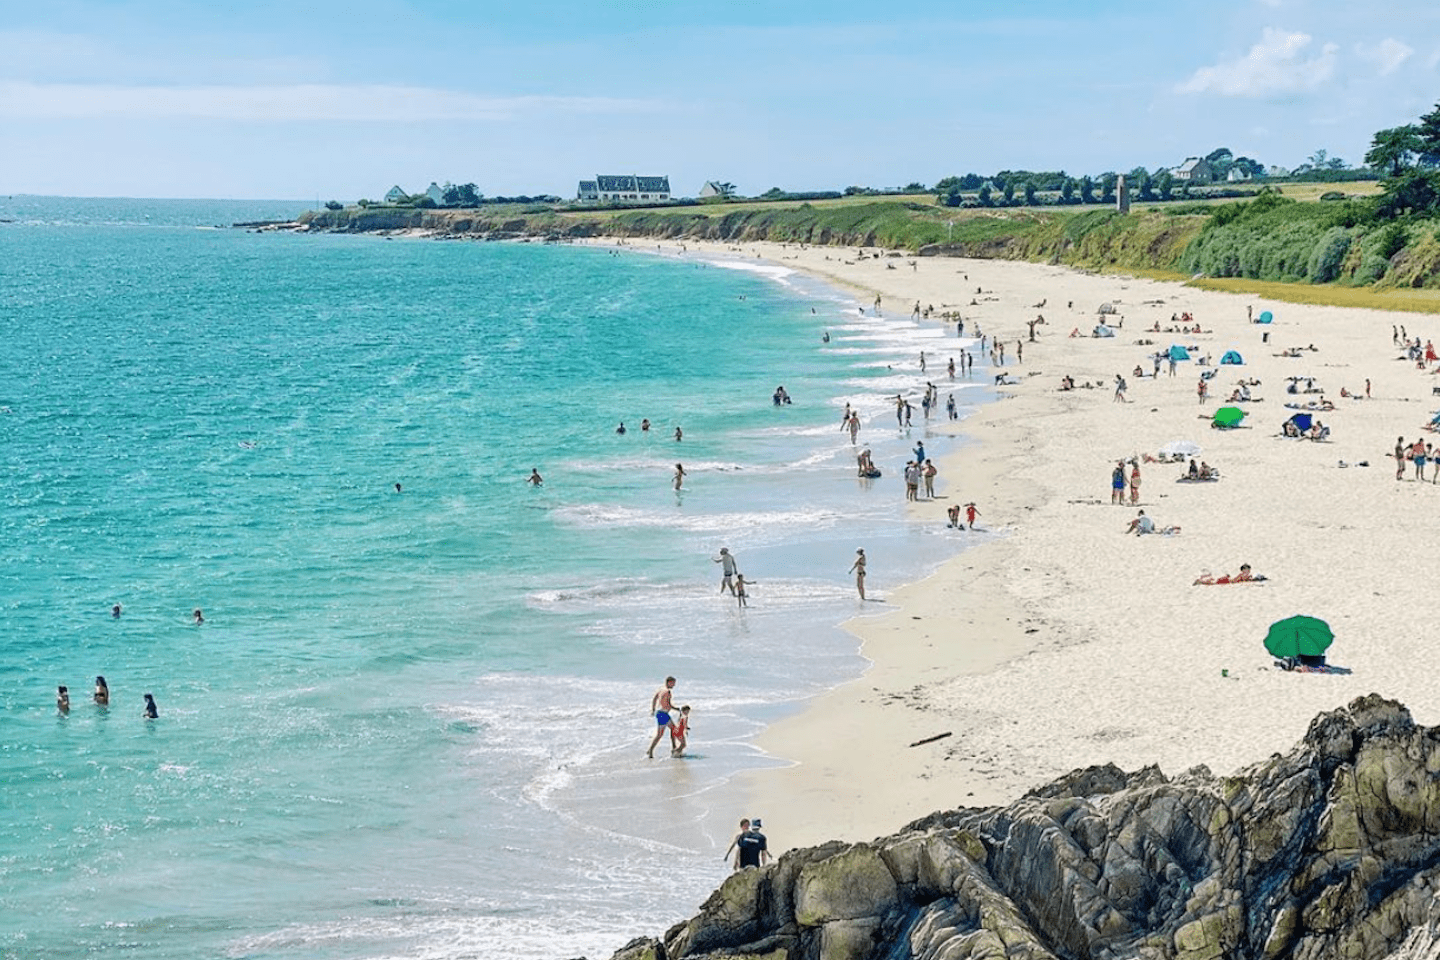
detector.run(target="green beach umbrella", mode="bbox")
[1264,616,1334,659]
[1213,406,1246,428]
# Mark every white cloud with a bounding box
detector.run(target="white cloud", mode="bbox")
[1357,38,1414,75]
[0,82,659,122]
[1176,28,1338,98]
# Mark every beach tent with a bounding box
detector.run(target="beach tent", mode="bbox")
[1213,407,1246,428]
[1097,302,1117,315]
[1160,440,1202,457]
[1220,350,1245,365]
[1258,310,1274,324]
[1093,324,1116,338]
[1287,413,1314,432]
[1168,345,1191,361]
[1264,615,1333,659]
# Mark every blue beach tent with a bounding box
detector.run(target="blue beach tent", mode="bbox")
[1287,413,1314,432]
[1220,350,1244,365]
[1168,344,1191,361]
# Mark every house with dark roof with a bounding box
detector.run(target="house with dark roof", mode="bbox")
[1171,158,1213,183]
[576,174,671,203]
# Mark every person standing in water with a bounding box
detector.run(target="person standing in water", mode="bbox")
[734,573,754,607]
[647,676,677,759]
[193,608,204,625]
[673,463,687,491]
[714,547,738,595]
[527,468,543,487]
[57,685,70,713]
[142,693,158,719]
[849,549,867,600]
[674,426,683,442]
[94,676,109,706]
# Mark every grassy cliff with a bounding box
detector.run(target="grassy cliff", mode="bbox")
[297,187,1440,312]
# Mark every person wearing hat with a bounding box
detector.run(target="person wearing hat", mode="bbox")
[736,817,770,869]
[713,547,738,596]
[848,549,867,600]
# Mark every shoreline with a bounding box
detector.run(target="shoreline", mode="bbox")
[668,239,1440,856]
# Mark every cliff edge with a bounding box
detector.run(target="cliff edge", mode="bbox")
[604,694,1440,960]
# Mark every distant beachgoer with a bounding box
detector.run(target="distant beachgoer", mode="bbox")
[724,818,750,870]
[1397,437,1407,481]
[913,441,925,464]
[647,676,676,759]
[1113,374,1127,402]
[947,357,955,379]
[394,483,402,493]
[715,547,738,595]
[849,549,867,600]
[674,427,683,442]
[1129,462,1141,505]
[193,608,204,625]
[947,504,961,528]
[641,418,651,432]
[673,463,687,491]
[822,331,830,343]
[94,676,109,706]
[1194,564,1266,585]
[669,705,691,756]
[737,819,770,868]
[965,502,980,529]
[919,351,926,372]
[616,422,627,435]
[734,574,754,608]
[904,461,919,501]
[111,604,122,618]
[527,468,543,486]
[947,394,957,420]
[57,685,70,713]
[923,460,937,498]
[143,693,158,719]
[1111,462,1126,505]
[1125,510,1156,535]
[1365,378,1371,399]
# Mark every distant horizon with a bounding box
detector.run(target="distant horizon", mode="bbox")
[4,1,1435,200]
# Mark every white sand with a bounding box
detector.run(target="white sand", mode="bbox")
[653,239,1440,853]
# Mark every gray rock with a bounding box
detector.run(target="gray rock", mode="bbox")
[601,697,1440,960]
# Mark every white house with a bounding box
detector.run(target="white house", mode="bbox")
[425,182,446,205]
[577,175,671,202]
[698,180,729,198]
[384,185,407,203]
[1226,168,1252,183]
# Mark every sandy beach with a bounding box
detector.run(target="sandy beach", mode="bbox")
[652,239,1440,853]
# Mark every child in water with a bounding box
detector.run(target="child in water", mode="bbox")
[734,573,755,607]
[670,705,691,757]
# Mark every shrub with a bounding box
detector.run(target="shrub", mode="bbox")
[1307,227,1352,283]
[1319,192,1346,201]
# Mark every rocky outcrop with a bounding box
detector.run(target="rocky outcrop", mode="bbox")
[602,696,1440,960]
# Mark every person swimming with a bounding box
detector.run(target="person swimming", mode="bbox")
[193,608,204,624]
[94,676,109,706]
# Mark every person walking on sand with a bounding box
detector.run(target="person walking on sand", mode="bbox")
[1129,461,1141,505]
[724,818,750,870]
[737,818,770,869]
[647,676,677,759]
[1397,437,1407,481]
[673,463,687,491]
[849,549,867,600]
[1113,374,1127,402]
[1111,461,1126,505]
[669,705,691,756]
[714,547,738,595]
[1197,377,1208,405]
[965,502,980,530]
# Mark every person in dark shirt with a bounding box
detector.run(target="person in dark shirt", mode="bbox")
[737,818,770,869]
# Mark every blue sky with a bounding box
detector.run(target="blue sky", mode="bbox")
[1,0,1436,199]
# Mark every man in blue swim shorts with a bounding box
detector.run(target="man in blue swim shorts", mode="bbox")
[647,675,677,759]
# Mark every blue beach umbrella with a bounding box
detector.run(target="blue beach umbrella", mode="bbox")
[1287,413,1313,432]
[1258,310,1274,324]
[1168,344,1191,361]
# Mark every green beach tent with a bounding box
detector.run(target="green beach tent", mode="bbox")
[1213,406,1246,428]
[1264,616,1334,659]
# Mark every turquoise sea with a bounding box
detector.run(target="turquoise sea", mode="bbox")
[0,197,987,960]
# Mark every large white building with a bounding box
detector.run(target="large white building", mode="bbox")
[576,175,671,203]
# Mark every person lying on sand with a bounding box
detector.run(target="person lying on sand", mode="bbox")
[1193,564,1267,585]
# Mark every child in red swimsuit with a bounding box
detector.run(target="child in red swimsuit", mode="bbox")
[670,706,691,757]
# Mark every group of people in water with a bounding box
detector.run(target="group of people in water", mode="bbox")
[59,675,158,718]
